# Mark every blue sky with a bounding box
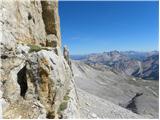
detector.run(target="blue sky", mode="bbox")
[59,1,158,55]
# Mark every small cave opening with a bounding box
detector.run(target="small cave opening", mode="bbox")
[17,65,28,99]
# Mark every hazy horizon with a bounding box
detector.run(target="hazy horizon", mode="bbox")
[59,1,158,55]
[70,50,159,56]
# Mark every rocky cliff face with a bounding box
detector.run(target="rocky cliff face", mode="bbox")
[0,0,78,119]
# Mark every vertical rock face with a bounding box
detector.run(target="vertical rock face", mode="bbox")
[0,0,78,119]
[1,0,61,48]
[1,0,46,47]
[41,1,61,47]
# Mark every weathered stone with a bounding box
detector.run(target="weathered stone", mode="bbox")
[63,45,73,72]
[1,0,46,47]
[19,49,78,118]
[16,44,30,54]
[63,45,69,62]
[1,0,78,119]
[63,79,79,118]
[46,34,58,47]
[41,1,61,47]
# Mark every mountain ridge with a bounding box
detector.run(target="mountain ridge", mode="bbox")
[71,51,159,80]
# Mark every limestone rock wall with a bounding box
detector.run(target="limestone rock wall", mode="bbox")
[41,1,61,47]
[0,0,78,119]
[1,0,61,48]
[1,0,46,47]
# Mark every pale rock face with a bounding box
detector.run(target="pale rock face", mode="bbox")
[26,50,78,118]
[1,0,61,48]
[63,79,79,118]
[1,47,78,119]
[46,34,58,47]
[1,54,26,102]
[63,46,71,65]
[1,0,46,47]
[16,44,30,54]
[1,0,78,119]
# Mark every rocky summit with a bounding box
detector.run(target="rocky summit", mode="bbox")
[0,0,78,119]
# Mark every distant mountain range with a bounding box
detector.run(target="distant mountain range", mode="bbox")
[71,51,159,80]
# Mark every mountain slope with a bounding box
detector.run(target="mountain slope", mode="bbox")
[78,88,143,119]
[132,54,159,80]
[72,61,159,118]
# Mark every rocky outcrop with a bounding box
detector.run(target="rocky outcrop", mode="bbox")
[0,0,78,119]
[125,93,143,113]
[41,1,61,47]
[63,45,72,69]
[1,0,61,49]
[1,0,46,47]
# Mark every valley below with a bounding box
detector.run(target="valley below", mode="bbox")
[72,60,159,118]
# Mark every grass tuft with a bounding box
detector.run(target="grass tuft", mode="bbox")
[63,95,70,101]
[28,44,49,53]
[58,102,68,112]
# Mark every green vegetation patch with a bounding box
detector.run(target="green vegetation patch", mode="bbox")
[63,95,70,101]
[28,44,49,53]
[58,102,68,112]
[63,89,70,101]
[57,89,71,114]
[66,89,70,95]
